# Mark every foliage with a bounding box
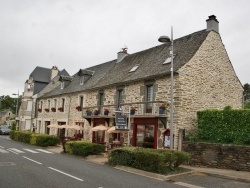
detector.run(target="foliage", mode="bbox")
[244,100,250,109]
[0,95,21,114]
[243,83,250,101]
[65,141,105,157]
[108,147,190,174]
[191,109,250,145]
[30,134,60,147]
[10,131,60,147]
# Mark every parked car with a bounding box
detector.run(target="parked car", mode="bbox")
[0,125,11,135]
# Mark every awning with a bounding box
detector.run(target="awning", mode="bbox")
[58,125,84,130]
[58,125,71,129]
[47,124,60,128]
[91,125,108,131]
[107,126,127,133]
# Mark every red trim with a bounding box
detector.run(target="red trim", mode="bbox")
[132,118,158,149]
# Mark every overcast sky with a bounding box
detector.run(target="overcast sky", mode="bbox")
[0,0,249,97]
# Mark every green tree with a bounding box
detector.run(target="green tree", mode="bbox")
[243,83,250,109]
[0,95,21,114]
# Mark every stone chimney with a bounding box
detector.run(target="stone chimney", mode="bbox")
[117,47,128,63]
[206,15,219,33]
[50,66,59,80]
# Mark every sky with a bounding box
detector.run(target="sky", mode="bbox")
[0,0,249,97]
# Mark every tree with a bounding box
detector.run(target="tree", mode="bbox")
[0,95,21,114]
[243,83,250,100]
[243,83,250,109]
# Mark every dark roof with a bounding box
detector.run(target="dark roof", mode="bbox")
[30,66,70,95]
[40,29,210,98]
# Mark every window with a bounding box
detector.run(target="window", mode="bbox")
[54,99,57,108]
[40,101,43,111]
[99,93,104,106]
[79,96,83,111]
[27,100,32,111]
[117,90,123,106]
[146,85,153,113]
[162,54,176,64]
[60,81,64,89]
[48,100,50,109]
[80,76,84,85]
[129,64,140,72]
[61,98,65,112]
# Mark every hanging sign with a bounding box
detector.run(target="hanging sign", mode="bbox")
[115,114,128,130]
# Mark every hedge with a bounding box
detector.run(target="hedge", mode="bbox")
[108,147,190,174]
[195,109,250,145]
[10,131,60,147]
[65,141,105,157]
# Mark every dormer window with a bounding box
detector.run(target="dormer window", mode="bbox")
[60,81,64,89]
[129,64,140,73]
[80,76,84,85]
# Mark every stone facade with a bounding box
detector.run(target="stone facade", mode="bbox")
[183,141,250,172]
[35,25,243,150]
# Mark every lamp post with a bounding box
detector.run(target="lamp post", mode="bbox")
[12,90,19,130]
[158,26,174,150]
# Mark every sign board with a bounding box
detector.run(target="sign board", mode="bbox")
[115,114,128,130]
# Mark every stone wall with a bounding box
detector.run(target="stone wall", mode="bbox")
[183,141,250,172]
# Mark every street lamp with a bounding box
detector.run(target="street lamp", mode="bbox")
[12,90,19,130]
[158,26,174,150]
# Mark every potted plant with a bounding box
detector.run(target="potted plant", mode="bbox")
[76,106,82,111]
[94,109,99,115]
[86,109,92,116]
[130,107,137,115]
[51,107,56,112]
[104,109,109,115]
[159,104,166,114]
[58,107,63,112]
[45,108,49,112]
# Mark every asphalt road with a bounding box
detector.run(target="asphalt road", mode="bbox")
[0,135,183,188]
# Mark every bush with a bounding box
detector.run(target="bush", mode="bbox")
[30,134,60,147]
[65,141,105,157]
[10,131,60,147]
[108,147,136,166]
[108,147,190,174]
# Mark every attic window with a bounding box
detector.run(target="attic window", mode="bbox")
[60,81,64,89]
[129,64,139,73]
[80,76,84,85]
[162,54,176,64]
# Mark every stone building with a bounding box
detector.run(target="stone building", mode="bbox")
[18,66,69,130]
[35,15,243,150]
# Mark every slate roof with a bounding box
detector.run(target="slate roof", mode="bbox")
[30,66,70,95]
[40,29,210,98]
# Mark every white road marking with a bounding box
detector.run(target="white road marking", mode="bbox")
[0,148,9,153]
[48,167,84,182]
[23,149,39,153]
[7,149,19,154]
[36,149,53,154]
[0,146,5,148]
[9,148,24,153]
[175,182,205,188]
[23,156,42,165]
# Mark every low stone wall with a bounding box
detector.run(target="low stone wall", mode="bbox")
[182,141,250,172]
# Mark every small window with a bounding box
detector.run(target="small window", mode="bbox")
[80,76,84,85]
[129,64,139,72]
[60,82,64,89]
[162,54,176,65]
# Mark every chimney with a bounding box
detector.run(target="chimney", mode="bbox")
[206,15,219,33]
[117,47,128,63]
[50,66,59,80]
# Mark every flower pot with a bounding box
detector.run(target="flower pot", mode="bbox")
[104,112,109,115]
[86,112,92,116]
[94,111,99,115]
[130,111,135,115]
[159,108,165,114]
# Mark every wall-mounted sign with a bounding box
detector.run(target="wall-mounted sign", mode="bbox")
[115,114,128,130]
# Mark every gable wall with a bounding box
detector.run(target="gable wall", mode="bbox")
[174,31,243,131]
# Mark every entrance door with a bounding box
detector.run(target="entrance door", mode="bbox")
[45,121,50,134]
[133,118,158,149]
[92,119,105,143]
[136,125,155,148]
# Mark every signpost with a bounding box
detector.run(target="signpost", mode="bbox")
[114,106,131,145]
